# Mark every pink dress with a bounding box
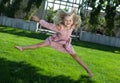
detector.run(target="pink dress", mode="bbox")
[40,20,75,54]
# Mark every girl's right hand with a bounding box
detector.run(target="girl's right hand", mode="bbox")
[32,16,40,22]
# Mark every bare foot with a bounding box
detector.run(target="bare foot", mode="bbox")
[87,70,94,77]
[15,46,23,51]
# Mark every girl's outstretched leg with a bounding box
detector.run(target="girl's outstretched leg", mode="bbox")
[70,54,94,77]
[15,42,48,51]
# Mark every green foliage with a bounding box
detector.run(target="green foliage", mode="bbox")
[0,0,23,17]
[0,0,43,20]
[23,0,43,20]
[0,0,11,16]
[87,0,104,32]
[115,13,120,28]
[7,0,23,18]
[45,7,56,23]
[86,0,120,36]
[104,0,119,36]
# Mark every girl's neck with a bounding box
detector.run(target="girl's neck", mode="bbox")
[64,25,73,30]
[65,26,71,30]
[65,25,75,30]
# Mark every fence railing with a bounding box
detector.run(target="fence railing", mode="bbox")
[80,31,120,48]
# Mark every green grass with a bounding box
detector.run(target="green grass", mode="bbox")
[0,26,120,83]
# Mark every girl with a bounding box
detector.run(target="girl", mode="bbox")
[15,8,94,77]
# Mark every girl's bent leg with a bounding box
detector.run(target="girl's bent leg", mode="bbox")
[70,54,94,77]
[15,42,48,51]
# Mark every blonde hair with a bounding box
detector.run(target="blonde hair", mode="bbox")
[53,9,82,30]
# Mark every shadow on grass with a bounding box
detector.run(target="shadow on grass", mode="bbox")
[0,26,49,40]
[0,26,119,54]
[72,40,120,54]
[0,58,95,83]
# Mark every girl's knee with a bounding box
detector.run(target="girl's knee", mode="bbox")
[70,53,77,58]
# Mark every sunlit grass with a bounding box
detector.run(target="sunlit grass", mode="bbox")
[0,26,120,83]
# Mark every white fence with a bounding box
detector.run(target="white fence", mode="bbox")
[80,31,120,48]
[0,16,38,32]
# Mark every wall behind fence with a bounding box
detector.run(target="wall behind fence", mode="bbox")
[0,16,38,32]
[80,31,120,48]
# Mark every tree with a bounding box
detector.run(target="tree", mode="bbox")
[85,0,120,36]
[87,0,104,32]
[0,0,10,16]
[7,0,23,18]
[0,0,43,20]
[23,0,43,20]
[104,0,120,36]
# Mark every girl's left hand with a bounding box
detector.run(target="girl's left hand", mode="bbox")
[32,16,40,22]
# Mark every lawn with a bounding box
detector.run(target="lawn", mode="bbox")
[0,26,120,83]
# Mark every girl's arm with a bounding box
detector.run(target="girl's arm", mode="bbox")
[39,20,61,32]
[70,7,77,17]
[32,16,60,32]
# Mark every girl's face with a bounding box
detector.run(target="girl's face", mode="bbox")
[63,15,73,28]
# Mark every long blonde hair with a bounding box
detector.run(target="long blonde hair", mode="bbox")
[53,9,82,30]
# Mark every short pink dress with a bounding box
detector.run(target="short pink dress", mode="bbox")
[40,20,75,55]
